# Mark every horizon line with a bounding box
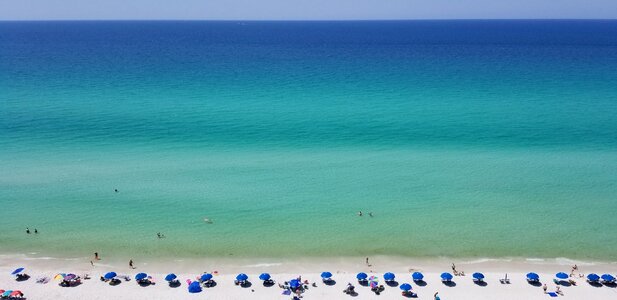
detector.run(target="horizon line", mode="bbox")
[1,18,617,22]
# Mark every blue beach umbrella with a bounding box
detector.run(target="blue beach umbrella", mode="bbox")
[135,273,147,281]
[236,273,248,281]
[104,272,117,279]
[587,273,600,282]
[412,272,424,281]
[399,283,412,291]
[259,273,271,281]
[165,273,177,282]
[601,274,615,282]
[356,272,368,280]
[526,272,539,281]
[384,272,395,281]
[321,272,333,279]
[473,272,485,280]
[188,281,202,293]
[200,273,213,281]
[556,272,569,280]
[441,272,453,281]
[290,279,301,289]
[11,268,24,275]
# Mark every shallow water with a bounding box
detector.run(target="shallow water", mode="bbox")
[1,20,617,260]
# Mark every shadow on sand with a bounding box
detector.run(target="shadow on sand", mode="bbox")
[414,280,427,287]
[528,281,542,287]
[323,279,337,286]
[442,281,456,287]
[386,280,399,287]
[474,281,488,287]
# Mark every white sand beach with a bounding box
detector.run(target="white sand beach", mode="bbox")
[1,255,616,299]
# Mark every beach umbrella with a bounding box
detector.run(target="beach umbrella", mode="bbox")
[473,272,485,280]
[399,283,412,291]
[10,291,23,297]
[556,272,569,280]
[384,272,395,281]
[601,274,616,282]
[11,268,24,275]
[321,272,332,279]
[587,273,600,282]
[259,273,271,281]
[65,274,77,281]
[165,273,177,282]
[54,273,67,280]
[412,272,424,281]
[104,272,117,279]
[369,275,379,288]
[200,273,213,281]
[135,273,148,281]
[188,281,202,293]
[236,273,248,281]
[290,279,301,289]
[441,272,453,281]
[2,291,12,298]
[526,272,539,281]
[0,290,4,294]
[356,272,368,280]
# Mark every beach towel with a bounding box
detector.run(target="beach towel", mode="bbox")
[548,292,558,297]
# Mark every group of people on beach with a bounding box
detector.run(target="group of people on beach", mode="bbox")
[25,227,38,234]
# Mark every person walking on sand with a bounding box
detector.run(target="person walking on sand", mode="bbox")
[542,283,547,293]
[94,252,100,260]
[90,260,94,267]
[366,257,369,266]
[129,259,134,269]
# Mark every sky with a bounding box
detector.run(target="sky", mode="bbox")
[1,0,616,20]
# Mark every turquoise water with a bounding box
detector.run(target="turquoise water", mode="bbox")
[1,21,617,260]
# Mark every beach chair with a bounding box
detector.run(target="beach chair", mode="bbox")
[500,274,510,284]
[568,279,577,286]
[36,276,50,284]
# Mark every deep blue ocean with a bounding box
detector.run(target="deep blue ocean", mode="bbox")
[1,21,617,260]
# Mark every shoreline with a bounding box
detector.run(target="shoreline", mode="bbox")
[0,252,617,266]
[4,252,617,274]
[2,253,617,299]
